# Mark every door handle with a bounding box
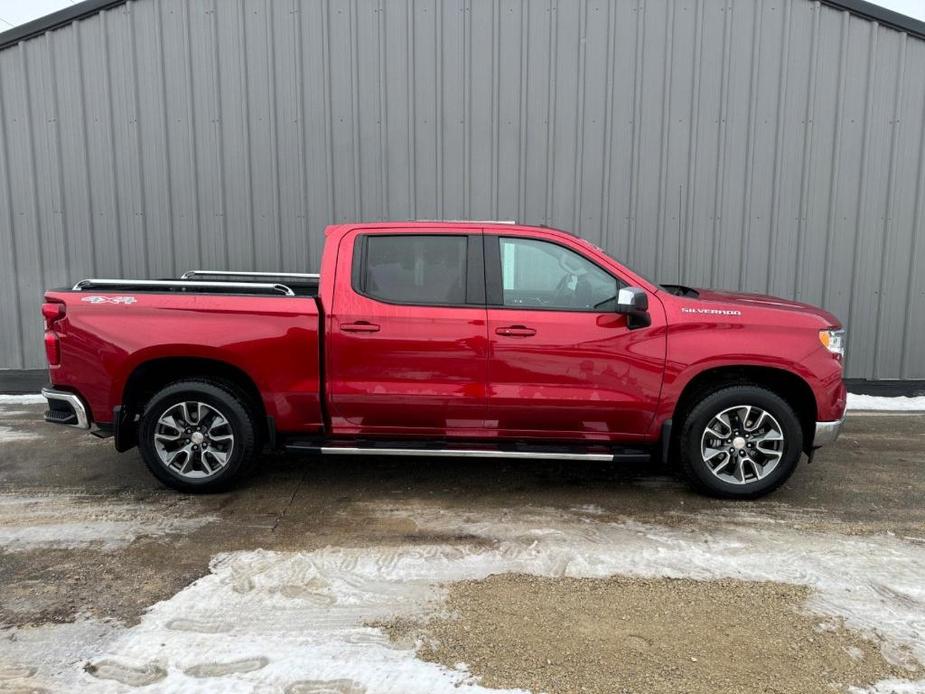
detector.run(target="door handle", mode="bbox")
[495,325,536,337]
[341,321,380,333]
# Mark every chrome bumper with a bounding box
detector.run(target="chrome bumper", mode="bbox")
[41,388,90,429]
[813,417,844,448]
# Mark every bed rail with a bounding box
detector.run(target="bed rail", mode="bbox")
[71,278,296,296]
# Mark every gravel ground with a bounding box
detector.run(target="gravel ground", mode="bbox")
[0,401,923,692]
[380,574,917,694]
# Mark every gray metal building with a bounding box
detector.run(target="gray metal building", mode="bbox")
[1,0,924,381]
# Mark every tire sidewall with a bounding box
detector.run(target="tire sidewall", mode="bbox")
[139,381,255,492]
[681,386,803,498]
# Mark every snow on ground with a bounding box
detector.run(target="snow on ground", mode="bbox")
[847,394,925,412]
[0,492,214,552]
[4,504,923,692]
[0,394,46,405]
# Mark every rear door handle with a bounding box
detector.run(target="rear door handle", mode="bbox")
[495,325,536,337]
[340,321,380,333]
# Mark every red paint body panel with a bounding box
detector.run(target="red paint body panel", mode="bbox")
[45,292,323,432]
[486,308,667,441]
[649,286,846,435]
[45,221,846,448]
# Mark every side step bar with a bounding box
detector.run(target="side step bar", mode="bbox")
[285,442,650,463]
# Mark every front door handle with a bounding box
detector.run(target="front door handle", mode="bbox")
[495,325,536,337]
[341,321,380,333]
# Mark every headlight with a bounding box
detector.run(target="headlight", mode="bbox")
[819,329,846,358]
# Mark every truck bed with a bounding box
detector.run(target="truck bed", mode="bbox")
[45,287,324,433]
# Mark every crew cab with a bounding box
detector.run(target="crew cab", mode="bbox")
[41,221,846,498]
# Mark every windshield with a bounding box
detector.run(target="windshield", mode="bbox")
[568,236,659,286]
[566,235,699,297]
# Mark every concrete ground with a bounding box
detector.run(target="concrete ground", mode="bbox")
[0,400,923,693]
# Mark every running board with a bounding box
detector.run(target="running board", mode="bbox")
[284,441,650,463]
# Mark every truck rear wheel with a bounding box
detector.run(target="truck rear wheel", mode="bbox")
[138,379,258,493]
[678,385,803,499]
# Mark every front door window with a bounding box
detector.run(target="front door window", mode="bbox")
[499,237,623,311]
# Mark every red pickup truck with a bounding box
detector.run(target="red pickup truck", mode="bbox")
[41,221,846,498]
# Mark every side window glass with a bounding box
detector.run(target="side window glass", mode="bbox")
[363,235,468,305]
[499,237,623,310]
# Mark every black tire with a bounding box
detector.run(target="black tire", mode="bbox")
[138,379,259,493]
[678,385,803,499]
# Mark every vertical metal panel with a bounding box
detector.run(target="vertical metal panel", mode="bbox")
[1,0,925,380]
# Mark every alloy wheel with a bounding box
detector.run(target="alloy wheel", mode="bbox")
[700,404,784,485]
[153,401,235,479]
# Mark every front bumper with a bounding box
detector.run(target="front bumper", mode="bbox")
[41,388,90,429]
[813,417,844,448]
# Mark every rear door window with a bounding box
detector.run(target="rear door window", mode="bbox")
[357,234,470,305]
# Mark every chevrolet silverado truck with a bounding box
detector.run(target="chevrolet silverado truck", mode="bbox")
[41,221,846,498]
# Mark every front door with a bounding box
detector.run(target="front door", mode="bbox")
[327,228,489,437]
[485,234,665,441]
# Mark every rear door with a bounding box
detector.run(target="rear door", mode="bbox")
[327,228,489,436]
[485,233,665,441]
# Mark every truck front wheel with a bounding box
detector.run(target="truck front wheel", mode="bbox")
[678,385,803,499]
[138,379,259,493]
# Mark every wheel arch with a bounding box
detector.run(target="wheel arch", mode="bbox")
[117,357,269,451]
[671,365,817,454]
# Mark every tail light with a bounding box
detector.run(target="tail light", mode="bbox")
[44,331,60,365]
[42,302,65,326]
[42,300,66,366]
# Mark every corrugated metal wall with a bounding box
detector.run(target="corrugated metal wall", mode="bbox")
[1,0,924,378]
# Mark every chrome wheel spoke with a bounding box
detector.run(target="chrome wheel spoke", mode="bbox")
[735,406,752,429]
[155,431,183,443]
[755,440,783,460]
[744,410,769,433]
[207,416,233,442]
[160,415,183,432]
[705,413,732,440]
[200,452,215,475]
[167,444,193,470]
[752,428,783,443]
[206,449,228,465]
[733,458,746,483]
[701,404,784,486]
[180,401,202,425]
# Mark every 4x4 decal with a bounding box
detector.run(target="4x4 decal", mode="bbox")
[80,296,137,305]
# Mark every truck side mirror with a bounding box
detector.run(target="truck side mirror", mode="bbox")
[615,287,651,329]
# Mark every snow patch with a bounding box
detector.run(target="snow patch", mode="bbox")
[847,394,925,412]
[0,493,214,552]
[5,504,920,692]
[0,618,123,692]
[0,394,46,404]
